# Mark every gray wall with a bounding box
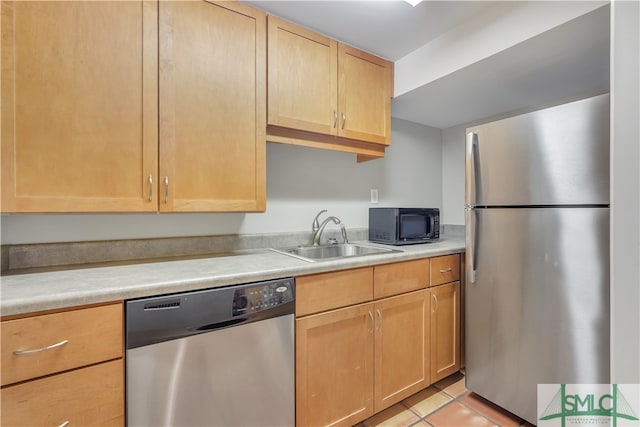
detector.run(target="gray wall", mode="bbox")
[0,118,443,244]
[441,125,466,225]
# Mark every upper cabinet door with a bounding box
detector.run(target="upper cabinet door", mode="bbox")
[159,1,266,212]
[1,1,158,212]
[338,44,392,146]
[267,16,337,135]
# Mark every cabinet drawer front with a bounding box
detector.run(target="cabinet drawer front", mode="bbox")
[296,268,373,316]
[430,254,460,286]
[1,359,124,427]
[1,303,123,386]
[373,259,429,299]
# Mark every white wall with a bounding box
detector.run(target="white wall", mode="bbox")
[0,118,442,244]
[610,0,640,384]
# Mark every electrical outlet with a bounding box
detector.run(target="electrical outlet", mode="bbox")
[370,189,379,204]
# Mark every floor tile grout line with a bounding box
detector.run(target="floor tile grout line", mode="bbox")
[401,400,424,419]
[402,389,456,421]
[455,395,518,427]
[418,399,463,424]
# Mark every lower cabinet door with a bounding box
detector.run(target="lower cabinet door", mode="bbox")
[374,290,430,412]
[296,303,374,427]
[1,359,124,427]
[430,281,461,382]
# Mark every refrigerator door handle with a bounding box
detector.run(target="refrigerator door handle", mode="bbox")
[466,132,479,206]
[466,208,478,284]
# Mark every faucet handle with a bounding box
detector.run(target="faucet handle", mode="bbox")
[312,209,328,231]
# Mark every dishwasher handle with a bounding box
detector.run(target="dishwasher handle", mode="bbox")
[196,318,246,331]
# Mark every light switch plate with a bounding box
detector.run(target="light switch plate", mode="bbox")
[370,189,379,204]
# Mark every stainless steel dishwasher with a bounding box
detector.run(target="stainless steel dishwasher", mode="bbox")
[125,277,295,427]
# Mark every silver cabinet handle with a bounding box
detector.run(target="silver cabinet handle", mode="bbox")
[341,113,346,129]
[432,294,439,313]
[163,176,169,204]
[439,268,452,273]
[368,311,374,333]
[58,421,70,427]
[333,111,338,128]
[147,174,153,202]
[376,309,382,332]
[13,339,69,356]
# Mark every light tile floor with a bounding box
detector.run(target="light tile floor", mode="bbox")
[356,372,536,427]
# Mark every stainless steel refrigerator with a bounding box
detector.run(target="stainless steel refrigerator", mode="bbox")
[464,94,610,425]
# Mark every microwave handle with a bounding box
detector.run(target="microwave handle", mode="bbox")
[395,215,400,239]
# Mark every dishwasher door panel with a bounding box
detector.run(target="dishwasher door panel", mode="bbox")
[126,313,294,427]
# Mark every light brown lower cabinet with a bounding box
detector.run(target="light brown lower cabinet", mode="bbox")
[0,302,124,427]
[430,281,461,382]
[296,256,463,426]
[1,359,124,427]
[374,290,430,412]
[296,303,375,427]
[295,290,431,426]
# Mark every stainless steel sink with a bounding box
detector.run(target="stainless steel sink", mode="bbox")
[272,243,401,262]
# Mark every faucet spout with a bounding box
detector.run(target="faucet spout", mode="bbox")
[312,215,341,246]
[312,210,328,232]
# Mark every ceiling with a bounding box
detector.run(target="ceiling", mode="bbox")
[244,1,610,129]
[244,0,495,61]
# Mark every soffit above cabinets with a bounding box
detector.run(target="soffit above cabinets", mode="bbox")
[392,4,611,129]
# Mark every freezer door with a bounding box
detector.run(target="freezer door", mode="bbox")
[466,94,609,207]
[465,207,609,425]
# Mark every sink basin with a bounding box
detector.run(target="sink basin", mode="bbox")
[272,243,401,262]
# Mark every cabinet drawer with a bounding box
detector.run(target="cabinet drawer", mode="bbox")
[1,303,123,386]
[296,267,373,317]
[373,259,429,299]
[430,254,460,286]
[1,359,124,427]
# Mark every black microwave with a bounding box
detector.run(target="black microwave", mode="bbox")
[369,208,440,245]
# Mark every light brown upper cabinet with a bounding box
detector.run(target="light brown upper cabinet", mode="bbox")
[338,44,392,145]
[267,16,393,160]
[1,1,266,213]
[1,1,158,212]
[159,1,266,212]
[267,16,337,136]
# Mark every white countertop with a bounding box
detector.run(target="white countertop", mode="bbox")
[1,237,464,316]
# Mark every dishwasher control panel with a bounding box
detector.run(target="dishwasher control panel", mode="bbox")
[232,278,295,316]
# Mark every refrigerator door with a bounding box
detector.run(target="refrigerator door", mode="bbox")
[466,94,609,207]
[465,207,609,425]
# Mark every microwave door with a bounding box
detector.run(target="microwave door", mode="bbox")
[400,214,427,239]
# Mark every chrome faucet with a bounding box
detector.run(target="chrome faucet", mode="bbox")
[312,210,328,234]
[311,210,341,246]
